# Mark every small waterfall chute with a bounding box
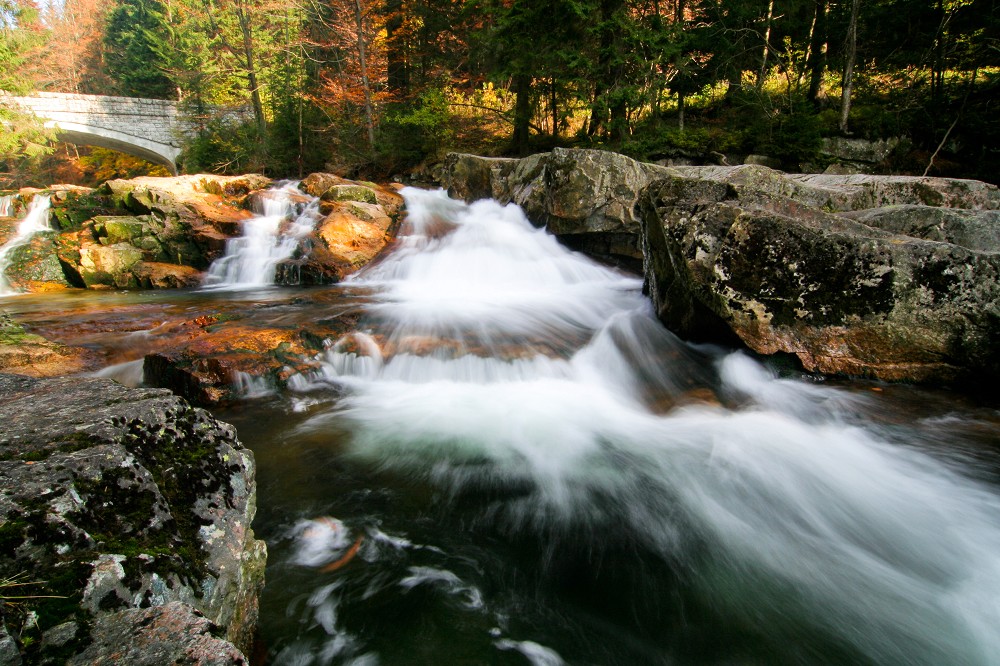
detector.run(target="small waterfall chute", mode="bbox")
[0,195,52,296]
[201,182,321,290]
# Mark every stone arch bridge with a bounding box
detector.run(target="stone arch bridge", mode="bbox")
[1,91,197,174]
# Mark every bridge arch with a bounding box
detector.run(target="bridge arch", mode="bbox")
[1,92,194,175]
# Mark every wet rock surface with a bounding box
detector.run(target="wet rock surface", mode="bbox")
[283,174,404,285]
[3,173,401,292]
[142,305,362,406]
[0,374,264,664]
[445,149,1000,384]
[0,312,95,377]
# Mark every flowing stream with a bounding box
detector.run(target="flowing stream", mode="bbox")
[0,195,51,296]
[202,182,321,290]
[3,188,999,665]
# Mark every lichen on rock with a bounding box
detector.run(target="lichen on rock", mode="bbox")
[0,373,265,664]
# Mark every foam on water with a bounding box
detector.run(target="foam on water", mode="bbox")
[293,188,1000,664]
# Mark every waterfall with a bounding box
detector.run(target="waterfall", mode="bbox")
[0,195,13,217]
[201,182,321,290]
[284,188,1000,665]
[0,195,51,296]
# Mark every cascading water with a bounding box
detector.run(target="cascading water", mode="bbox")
[201,182,321,290]
[0,195,51,296]
[0,194,13,217]
[268,188,1000,665]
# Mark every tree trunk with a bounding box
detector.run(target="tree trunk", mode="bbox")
[757,0,776,89]
[588,82,605,137]
[384,0,408,93]
[513,73,532,155]
[839,0,860,134]
[234,0,266,134]
[353,0,376,151]
[589,0,626,140]
[806,0,828,106]
[551,78,558,139]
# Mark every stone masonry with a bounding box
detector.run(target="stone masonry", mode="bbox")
[0,92,197,174]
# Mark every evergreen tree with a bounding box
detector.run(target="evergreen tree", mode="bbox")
[104,0,176,98]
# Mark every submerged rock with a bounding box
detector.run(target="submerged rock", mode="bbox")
[0,312,95,376]
[0,374,265,663]
[142,308,362,406]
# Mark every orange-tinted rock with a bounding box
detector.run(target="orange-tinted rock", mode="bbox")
[0,314,97,377]
[134,261,203,289]
[142,312,361,406]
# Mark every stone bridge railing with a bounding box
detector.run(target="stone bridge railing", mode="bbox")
[0,92,199,174]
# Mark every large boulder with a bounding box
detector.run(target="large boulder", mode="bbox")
[0,374,265,664]
[99,174,267,266]
[639,170,1000,383]
[273,176,404,285]
[442,149,675,267]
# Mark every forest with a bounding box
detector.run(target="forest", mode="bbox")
[1,0,998,186]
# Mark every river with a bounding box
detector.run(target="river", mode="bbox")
[3,188,1000,665]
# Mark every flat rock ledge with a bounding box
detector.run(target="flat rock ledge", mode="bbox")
[443,148,1000,385]
[0,374,265,665]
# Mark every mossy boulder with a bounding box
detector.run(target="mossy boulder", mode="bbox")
[322,183,379,205]
[77,241,144,289]
[0,373,265,663]
[98,175,260,266]
[0,231,74,292]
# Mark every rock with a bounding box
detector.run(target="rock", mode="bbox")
[0,231,74,291]
[783,172,1000,210]
[744,154,783,170]
[133,261,203,289]
[0,374,265,662]
[840,206,1000,252]
[639,170,1000,383]
[823,162,866,175]
[99,175,262,267]
[142,309,360,406]
[273,180,404,286]
[0,312,95,376]
[442,148,675,266]
[67,602,246,666]
[322,184,378,205]
[300,173,404,211]
[820,137,902,165]
[76,241,144,288]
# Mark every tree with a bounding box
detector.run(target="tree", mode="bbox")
[104,0,176,98]
[838,0,860,133]
[0,0,53,167]
[29,0,110,94]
